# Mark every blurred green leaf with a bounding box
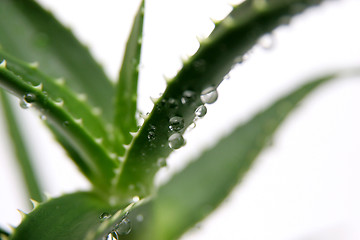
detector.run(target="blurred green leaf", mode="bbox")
[115,0,325,202]
[0,90,43,202]
[0,0,115,122]
[0,66,117,191]
[114,0,145,148]
[124,69,360,240]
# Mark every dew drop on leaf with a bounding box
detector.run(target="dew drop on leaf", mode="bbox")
[169,116,184,132]
[258,33,274,50]
[200,87,218,104]
[115,217,132,235]
[157,158,167,168]
[99,212,112,221]
[39,115,47,120]
[167,98,179,109]
[132,196,140,203]
[193,59,207,72]
[147,130,155,141]
[195,105,207,117]
[20,93,37,109]
[181,90,196,104]
[103,231,118,240]
[136,214,144,222]
[168,133,184,149]
[63,121,70,127]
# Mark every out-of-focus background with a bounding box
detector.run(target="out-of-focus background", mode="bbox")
[1,0,360,239]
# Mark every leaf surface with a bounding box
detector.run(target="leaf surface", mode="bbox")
[114,0,145,148]
[115,0,326,202]
[0,66,117,191]
[12,192,113,240]
[119,69,360,240]
[0,0,115,122]
[0,90,43,202]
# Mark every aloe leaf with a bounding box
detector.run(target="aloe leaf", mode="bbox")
[11,192,114,240]
[114,0,145,148]
[0,90,43,202]
[124,69,360,240]
[11,191,144,240]
[0,227,9,239]
[0,0,114,122]
[114,0,325,202]
[0,65,117,191]
[0,51,115,152]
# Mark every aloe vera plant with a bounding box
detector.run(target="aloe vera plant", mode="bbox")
[0,0,359,239]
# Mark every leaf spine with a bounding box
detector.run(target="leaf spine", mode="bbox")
[0,59,6,68]
[17,209,27,220]
[30,199,40,209]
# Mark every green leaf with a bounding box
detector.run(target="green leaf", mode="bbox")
[11,192,114,240]
[0,90,43,202]
[128,69,360,240]
[0,0,115,122]
[114,0,325,202]
[0,51,115,153]
[114,0,145,148]
[0,226,10,239]
[0,65,117,191]
[11,191,144,240]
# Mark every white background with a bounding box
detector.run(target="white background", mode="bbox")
[1,0,360,239]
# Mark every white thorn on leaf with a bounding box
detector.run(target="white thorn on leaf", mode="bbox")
[29,61,39,69]
[77,93,87,101]
[30,199,40,209]
[92,107,102,116]
[0,59,7,68]
[129,131,138,137]
[223,16,235,28]
[150,96,159,104]
[44,192,52,200]
[122,144,131,150]
[55,78,65,85]
[17,209,27,220]
[74,118,83,125]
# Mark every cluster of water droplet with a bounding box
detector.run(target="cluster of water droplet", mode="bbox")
[101,212,132,240]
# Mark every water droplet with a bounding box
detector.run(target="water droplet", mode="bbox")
[24,93,37,103]
[63,121,70,127]
[136,214,144,222]
[54,98,64,106]
[20,93,37,109]
[169,116,184,132]
[157,158,167,168]
[147,130,155,141]
[168,133,184,149]
[167,98,179,109]
[33,83,43,91]
[115,217,132,235]
[99,212,112,221]
[181,90,196,105]
[258,34,274,50]
[39,115,47,120]
[193,59,207,72]
[20,100,30,109]
[103,231,118,240]
[200,87,218,104]
[132,196,140,203]
[195,105,207,117]
[95,138,103,144]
